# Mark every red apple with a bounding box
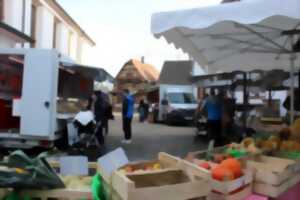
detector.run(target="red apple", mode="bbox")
[198,162,211,170]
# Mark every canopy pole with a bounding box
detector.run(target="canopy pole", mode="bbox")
[290,36,296,125]
[243,72,248,128]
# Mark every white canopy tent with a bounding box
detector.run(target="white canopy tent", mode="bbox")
[151,0,300,123]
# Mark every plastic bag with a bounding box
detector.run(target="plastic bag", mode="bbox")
[0,150,65,189]
[92,174,106,200]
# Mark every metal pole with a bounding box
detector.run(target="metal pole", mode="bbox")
[290,36,296,125]
[243,72,248,128]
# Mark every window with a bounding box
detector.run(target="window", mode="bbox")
[30,4,37,47]
[167,93,196,104]
[0,0,4,21]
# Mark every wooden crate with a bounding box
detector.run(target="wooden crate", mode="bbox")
[253,173,300,198]
[246,155,299,198]
[110,153,210,200]
[267,151,300,173]
[210,170,252,195]
[19,189,92,200]
[98,152,181,184]
[183,159,253,200]
[187,146,258,167]
[19,161,97,200]
[208,184,252,200]
[118,152,180,172]
[247,156,295,185]
[98,152,183,200]
[112,167,210,200]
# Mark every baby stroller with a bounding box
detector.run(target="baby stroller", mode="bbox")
[195,114,208,137]
[72,110,101,148]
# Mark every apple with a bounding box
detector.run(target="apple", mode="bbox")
[198,162,211,170]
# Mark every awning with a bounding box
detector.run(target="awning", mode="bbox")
[60,62,113,82]
[151,0,300,73]
[0,22,34,43]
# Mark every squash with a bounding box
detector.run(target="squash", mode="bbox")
[241,137,254,148]
[220,158,242,179]
[212,165,235,181]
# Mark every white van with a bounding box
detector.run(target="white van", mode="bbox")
[158,85,198,124]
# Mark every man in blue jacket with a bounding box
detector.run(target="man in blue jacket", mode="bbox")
[122,89,134,144]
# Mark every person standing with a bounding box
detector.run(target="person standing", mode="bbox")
[138,99,146,122]
[89,91,105,146]
[201,89,222,146]
[102,92,113,135]
[144,100,149,122]
[138,99,149,122]
[122,89,134,144]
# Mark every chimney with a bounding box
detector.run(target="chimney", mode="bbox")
[141,56,145,63]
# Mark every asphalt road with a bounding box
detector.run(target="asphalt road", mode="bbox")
[96,114,207,161]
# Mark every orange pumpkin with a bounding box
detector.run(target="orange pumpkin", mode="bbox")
[220,158,242,178]
[212,165,235,181]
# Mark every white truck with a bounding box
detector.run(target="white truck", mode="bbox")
[0,48,104,149]
[158,84,198,124]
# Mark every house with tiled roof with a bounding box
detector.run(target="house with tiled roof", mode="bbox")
[114,58,159,103]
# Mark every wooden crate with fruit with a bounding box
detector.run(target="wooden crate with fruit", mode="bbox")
[118,152,180,174]
[254,122,300,173]
[112,164,210,200]
[187,139,260,168]
[98,152,181,200]
[184,155,253,200]
[246,155,299,198]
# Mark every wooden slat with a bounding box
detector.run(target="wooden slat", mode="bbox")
[20,189,92,200]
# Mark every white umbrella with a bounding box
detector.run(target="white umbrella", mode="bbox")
[152,0,300,123]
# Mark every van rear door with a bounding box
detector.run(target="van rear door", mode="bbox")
[20,50,58,138]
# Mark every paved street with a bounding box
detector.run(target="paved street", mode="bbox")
[98,114,207,161]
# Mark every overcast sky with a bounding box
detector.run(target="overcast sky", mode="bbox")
[58,0,221,76]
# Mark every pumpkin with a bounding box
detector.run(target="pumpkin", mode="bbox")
[220,158,242,178]
[211,165,235,181]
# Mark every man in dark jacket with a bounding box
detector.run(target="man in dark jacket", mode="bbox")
[89,91,105,145]
[122,89,134,144]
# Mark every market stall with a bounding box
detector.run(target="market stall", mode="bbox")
[151,0,300,198]
[152,0,300,124]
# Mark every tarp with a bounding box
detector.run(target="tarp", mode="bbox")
[151,0,300,73]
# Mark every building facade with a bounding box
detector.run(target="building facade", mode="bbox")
[114,59,159,103]
[0,0,95,64]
